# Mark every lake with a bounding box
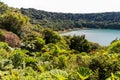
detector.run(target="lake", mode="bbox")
[61,29,120,46]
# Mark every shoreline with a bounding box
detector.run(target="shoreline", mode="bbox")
[58,27,88,34]
[58,27,120,34]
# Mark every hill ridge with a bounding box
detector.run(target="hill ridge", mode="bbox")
[21,8,120,30]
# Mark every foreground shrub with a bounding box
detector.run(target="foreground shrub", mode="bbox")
[42,43,60,56]
[52,55,68,69]
[77,67,93,80]
[89,53,120,80]
[22,37,45,52]
[0,59,13,71]
[108,40,120,53]
[0,42,10,51]
[9,49,28,68]
[39,69,68,80]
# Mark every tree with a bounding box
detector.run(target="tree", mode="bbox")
[70,35,91,53]
[0,1,9,14]
[43,28,62,44]
[0,12,30,35]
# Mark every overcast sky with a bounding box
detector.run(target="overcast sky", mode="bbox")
[1,0,120,13]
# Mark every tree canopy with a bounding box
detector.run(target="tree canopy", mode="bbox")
[21,8,120,30]
[0,1,9,14]
[0,12,30,35]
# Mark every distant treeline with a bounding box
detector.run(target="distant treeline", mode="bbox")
[21,8,120,30]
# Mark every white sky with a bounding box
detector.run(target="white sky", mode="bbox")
[1,0,120,13]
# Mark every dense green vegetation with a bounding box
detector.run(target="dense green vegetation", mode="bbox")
[21,8,120,30]
[0,1,120,80]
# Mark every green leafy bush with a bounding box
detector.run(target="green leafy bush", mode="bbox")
[0,12,30,35]
[9,49,28,68]
[108,40,120,53]
[22,37,45,52]
[52,55,68,69]
[0,1,9,14]
[89,53,120,80]
[77,67,93,80]
[0,42,10,51]
[70,35,91,53]
[0,59,13,71]
[39,69,68,80]
[43,28,62,44]
[42,43,60,56]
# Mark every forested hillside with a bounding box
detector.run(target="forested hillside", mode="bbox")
[1,1,120,80]
[21,8,120,30]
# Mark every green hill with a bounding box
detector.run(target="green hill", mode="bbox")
[21,8,120,30]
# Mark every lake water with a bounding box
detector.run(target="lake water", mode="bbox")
[61,29,120,46]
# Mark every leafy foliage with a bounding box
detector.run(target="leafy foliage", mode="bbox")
[21,8,120,30]
[0,42,10,51]
[0,12,30,35]
[0,1,120,80]
[77,67,92,80]
[22,37,45,52]
[108,40,120,53]
[9,49,28,68]
[70,35,91,53]
[43,28,62,44]
[0,1,9,14]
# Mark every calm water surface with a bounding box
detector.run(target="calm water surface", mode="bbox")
[61,29,120,46]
